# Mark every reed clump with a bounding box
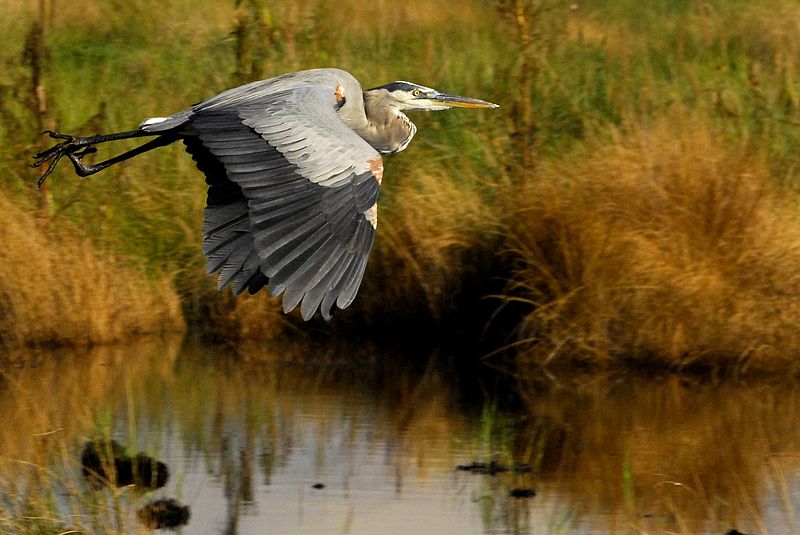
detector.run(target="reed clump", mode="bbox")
[0,192,184,350]
[507,114,800,372]
[4,0,800,373]
[355,164,502,327]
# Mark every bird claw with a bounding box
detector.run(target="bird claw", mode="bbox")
[43,130,75,140]
[32,131,92,190]
[33,131,77,160]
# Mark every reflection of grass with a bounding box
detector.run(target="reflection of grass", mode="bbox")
[516,373,800,534]
[464,401,540,534]
[0,339,183,534]
[0,339,484,533]
[3,341,800,532]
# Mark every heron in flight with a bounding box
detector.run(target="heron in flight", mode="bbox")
[33,68,498,320]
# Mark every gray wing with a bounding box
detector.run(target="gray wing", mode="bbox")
[181,74,382,321]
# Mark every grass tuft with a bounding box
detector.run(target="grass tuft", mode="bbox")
[2,0,800,372]
[507,113,800,372]
[0,193,184,350]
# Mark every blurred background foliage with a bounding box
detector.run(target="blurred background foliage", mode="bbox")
[2,0,800,373]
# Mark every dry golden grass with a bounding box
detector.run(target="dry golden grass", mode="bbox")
[508,112,800,372]
[2,0,235,41]
[221,290,291,342]
[357,164,501,325]
[0,191,184,350]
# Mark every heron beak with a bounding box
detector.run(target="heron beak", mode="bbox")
[432,92,499,109]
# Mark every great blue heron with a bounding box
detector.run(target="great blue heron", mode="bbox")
[33,68,498,320]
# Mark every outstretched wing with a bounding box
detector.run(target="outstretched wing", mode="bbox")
[181,71,382,320]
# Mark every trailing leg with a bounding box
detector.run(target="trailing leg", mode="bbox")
[33,129,178,189]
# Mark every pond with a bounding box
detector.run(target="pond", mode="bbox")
[1,336,799,534]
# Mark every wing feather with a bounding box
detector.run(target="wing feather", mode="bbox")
[300,246,349,320]
[232,251,263,295]
[320,254,358,319]
[218,243,252,288]
[264,224,331,280]
[280,237,341,311]
[337,225,375,308]
[184,139,266,295]
[179,69,382,319]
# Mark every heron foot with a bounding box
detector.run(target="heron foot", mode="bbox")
[32,131,97,190]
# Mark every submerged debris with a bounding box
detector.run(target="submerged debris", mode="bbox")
[138,498,191,530]
[509,488,536,498]
[456,461,508,475]
[455,461,533,476]
[80,440,169,490]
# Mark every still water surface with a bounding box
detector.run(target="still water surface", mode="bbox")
[2,337,800,534]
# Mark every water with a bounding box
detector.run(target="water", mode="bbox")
[1,337,800,534]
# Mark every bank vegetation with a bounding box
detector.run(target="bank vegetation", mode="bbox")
[3,0,800,374]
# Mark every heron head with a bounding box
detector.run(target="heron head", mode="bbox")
[368,81,499,111]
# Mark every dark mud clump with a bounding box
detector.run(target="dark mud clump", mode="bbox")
[138,498,191,530]
[509,488,536,498]
[80,439,168,490]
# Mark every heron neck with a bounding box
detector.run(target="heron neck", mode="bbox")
[356,91,417,154]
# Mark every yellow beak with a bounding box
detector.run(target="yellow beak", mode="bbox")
[433,92,499,109]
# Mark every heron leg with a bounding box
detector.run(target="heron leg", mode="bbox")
[64,135,176,177]
[32,129,176,190]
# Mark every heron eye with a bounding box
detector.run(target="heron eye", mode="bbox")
[412,89,421,97]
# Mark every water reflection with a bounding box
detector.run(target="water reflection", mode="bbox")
[1,338,800,534]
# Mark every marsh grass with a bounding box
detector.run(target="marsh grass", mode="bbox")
[0,194,184,350]
[507,113,800,371]
[0,0,508,342]
[2,1,800,371]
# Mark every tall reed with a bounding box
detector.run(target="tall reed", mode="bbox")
[2,0,800,371]
[506,113,800,372]
[0,193,184,349]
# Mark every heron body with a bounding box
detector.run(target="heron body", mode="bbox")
[34,68,498,320]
